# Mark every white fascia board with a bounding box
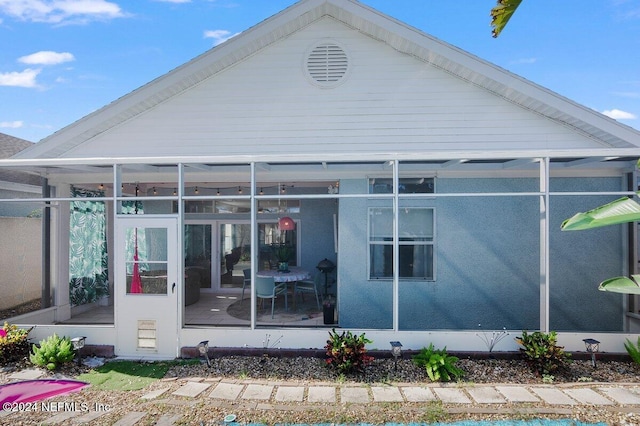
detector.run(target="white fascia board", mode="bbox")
[2,148,640,169]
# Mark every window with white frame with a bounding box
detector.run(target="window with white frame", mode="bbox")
[368,208,434,280]
[369,177,434,194]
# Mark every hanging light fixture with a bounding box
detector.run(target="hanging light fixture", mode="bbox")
[277,182,295,231]
[278,216,295,231]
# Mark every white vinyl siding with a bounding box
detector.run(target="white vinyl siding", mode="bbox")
[67,18,606,159]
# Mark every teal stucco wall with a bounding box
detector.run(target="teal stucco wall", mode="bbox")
[337,177,625,332]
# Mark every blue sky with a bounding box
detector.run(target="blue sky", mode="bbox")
[1,0,639,143]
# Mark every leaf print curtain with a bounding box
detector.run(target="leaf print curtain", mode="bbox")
[69,187,109,306]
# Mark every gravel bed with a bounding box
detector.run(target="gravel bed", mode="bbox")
[163,354,640,385]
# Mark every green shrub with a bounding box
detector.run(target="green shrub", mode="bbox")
[412,344,463,382]
[0,322,32,364]
[324,328,374,374]
[515,330,571,375]
[624,336,640,364]
[30,334,76,370]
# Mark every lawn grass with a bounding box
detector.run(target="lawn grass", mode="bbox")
[78,359,196,391]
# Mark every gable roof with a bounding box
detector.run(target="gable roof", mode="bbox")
[15,0,640,160]
[0,133,40,190]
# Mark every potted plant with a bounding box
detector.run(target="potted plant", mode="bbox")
[273,244,292,272]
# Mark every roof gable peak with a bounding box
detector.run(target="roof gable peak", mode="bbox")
[16,0,640,159]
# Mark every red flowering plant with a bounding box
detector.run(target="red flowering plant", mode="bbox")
[324,328,374,374]
[0,322,32,365]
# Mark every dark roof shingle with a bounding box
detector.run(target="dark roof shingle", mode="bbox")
[0,133,33,159]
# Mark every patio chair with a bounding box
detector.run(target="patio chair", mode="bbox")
[293,271,321,310]
[255,276,287,318]
[241,268,251,304]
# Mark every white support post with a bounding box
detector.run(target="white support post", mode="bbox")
[250,162,257,330]
[392,160,399,332]
[540,157,550,332]
[53,183,71,322]
[177,164,185,341]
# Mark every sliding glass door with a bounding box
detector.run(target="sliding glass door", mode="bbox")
[219,223,251,290]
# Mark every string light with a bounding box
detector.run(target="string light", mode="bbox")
[147,184,299,196]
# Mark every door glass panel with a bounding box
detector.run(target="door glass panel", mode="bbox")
[125,227,168,295]
[185,224,212,289]
[220,223,251,289]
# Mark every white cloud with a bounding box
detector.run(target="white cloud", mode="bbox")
[153,0,191,3]
[602,109,638,120]
[0,121,24,129]
[18,51,75,65]
[0,68,40,87]
[204,29,239,46]
[0,0,125,24]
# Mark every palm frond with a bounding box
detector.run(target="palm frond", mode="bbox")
[490,0,523,38]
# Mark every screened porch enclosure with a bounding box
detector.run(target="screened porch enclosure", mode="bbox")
[1,155,639,337]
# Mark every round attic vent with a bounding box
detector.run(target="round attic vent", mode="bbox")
[305,41,349,87]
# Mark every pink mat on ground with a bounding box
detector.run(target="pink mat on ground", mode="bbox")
[0,379,89,404]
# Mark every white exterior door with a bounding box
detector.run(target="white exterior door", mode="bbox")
[115,216,179,358]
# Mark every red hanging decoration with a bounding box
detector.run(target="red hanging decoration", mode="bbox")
[278,216,295,231]
[130,228,143,294]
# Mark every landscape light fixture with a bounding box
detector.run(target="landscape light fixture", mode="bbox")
[583,338,600,368]
[71,336,86,366]
[390,341,403,370]
[197,340,210,367]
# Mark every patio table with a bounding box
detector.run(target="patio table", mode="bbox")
[257,267,311,283]
[257,267,311,311]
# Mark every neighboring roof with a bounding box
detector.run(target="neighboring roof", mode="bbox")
[14,0,640,160]
[0,132,33,159]
[0,133,41,190]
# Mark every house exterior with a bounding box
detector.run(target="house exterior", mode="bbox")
[2,0,640,359]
